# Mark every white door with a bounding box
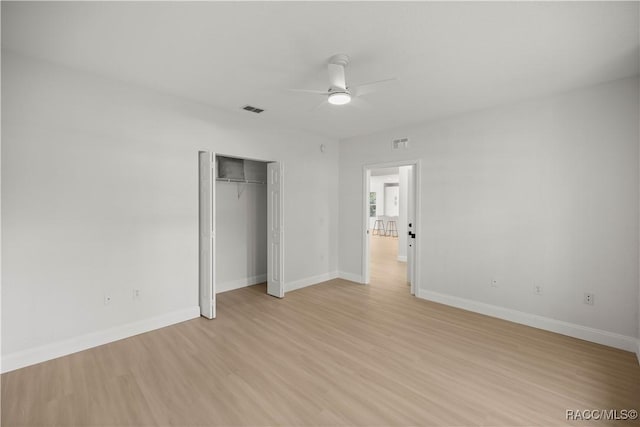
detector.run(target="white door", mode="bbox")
[363,169,371,284]
[199,151,216,318]
[267,162,284,298]
[407,165,416,295]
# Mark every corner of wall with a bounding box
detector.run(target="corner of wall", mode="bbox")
[338,271,364,284]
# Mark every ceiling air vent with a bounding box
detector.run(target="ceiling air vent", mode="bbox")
[392,137,409,150]
[242,105,264,114]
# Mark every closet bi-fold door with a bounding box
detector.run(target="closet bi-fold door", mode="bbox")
[267,162,284,298]
[199,151,216,318]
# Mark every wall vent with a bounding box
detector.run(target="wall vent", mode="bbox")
[392,137,409,149]
[242,105,265,114]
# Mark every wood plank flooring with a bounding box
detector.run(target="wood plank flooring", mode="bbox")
[2,235,639,426]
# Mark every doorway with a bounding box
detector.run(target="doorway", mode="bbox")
[362,161,420,296]
[198,152,284,319]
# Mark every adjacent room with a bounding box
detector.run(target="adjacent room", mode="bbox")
[2,2,639,426]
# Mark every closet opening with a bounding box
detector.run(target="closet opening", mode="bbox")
[198,152,284,319]
[216,155,268,295]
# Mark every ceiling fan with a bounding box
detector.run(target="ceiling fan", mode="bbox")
[291,54,397,107]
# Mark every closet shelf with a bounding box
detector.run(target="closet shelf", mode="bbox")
[216,178,266,185]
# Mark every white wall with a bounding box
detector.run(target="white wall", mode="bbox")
[340,77,640,344]
[1,51,339,367]
[215,180,267,293]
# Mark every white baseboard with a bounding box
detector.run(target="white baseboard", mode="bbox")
[285,271,339,293]
[1,306,200,373]
[419,290,638,354]
[397,255,407,262]
[338,271,364,284]
[217,274,267,294]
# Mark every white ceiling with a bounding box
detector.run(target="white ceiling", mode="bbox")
[2,2,638,140]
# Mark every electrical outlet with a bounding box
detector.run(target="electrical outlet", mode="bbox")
[491,279,498,288]
[584,292,595,305]
[104,294,112,305]
[533,285,543,295]
[133,289,141,301]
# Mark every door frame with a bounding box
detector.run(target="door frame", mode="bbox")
[362,160,421,297]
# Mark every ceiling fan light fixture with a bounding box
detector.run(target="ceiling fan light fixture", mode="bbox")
[328,91,351,105]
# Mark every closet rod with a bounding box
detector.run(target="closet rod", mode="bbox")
[216,178,266,185]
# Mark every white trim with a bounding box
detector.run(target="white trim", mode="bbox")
[217,274,267,294]
[397,255,407,262]
[419,290,638,353]
[338,271,365,284]
[285,271,339,293]
[1,306,200,373]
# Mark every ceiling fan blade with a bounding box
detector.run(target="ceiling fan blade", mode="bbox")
[288,88,330,95]
[328,63,347,90]
[352,78,398,97]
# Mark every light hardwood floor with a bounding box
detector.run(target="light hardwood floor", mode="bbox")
[2,235,639,426]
